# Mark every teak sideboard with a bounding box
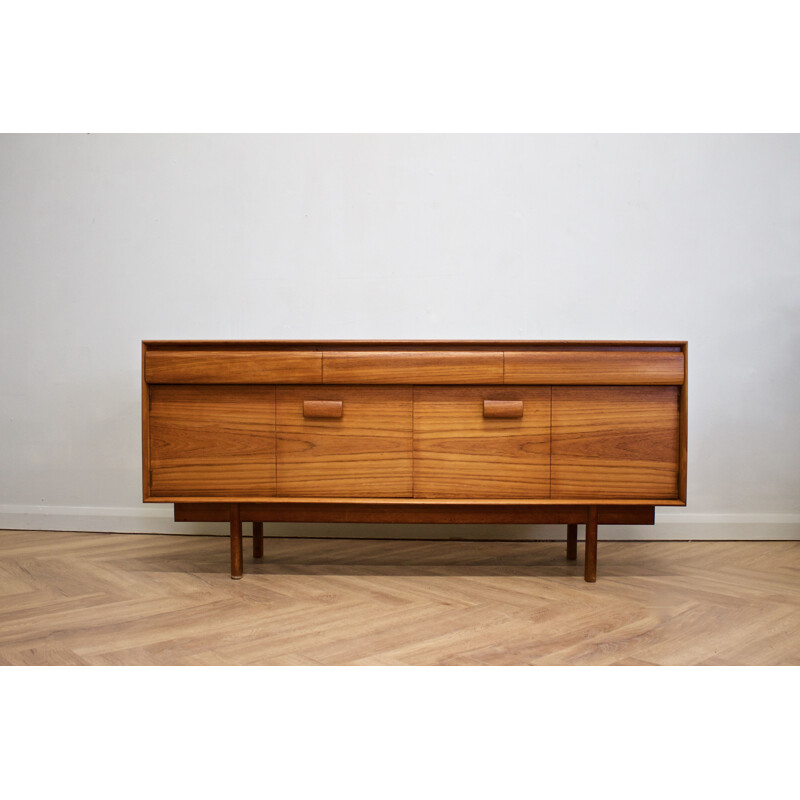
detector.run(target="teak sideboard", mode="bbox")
[142,340,687,581]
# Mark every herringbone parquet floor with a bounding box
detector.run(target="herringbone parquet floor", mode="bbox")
[0,529,797,665]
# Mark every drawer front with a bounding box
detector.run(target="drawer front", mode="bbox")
[145,350,321,383]
[323,351,503,383]
[148,385,276,497]
[551,386,679,499]
[276,386,412,497]
[413,386,551,499]
[504,350,684,385]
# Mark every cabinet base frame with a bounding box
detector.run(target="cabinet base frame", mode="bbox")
[174,502,655,582]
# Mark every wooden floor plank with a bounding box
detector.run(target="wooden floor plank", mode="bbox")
[0,530,797,665]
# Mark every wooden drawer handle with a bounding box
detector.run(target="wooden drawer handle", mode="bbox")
[303,400,343,418]
[483,399,523,419]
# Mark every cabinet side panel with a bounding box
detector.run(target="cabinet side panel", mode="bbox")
[142,342,151,500]
[551,386,679,499]
[149,385,276,497]
[679,343,688,503]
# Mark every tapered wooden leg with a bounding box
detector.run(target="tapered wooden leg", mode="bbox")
[230,503,243,580]
[566,523,578,560]
[253,521,264,559]
[584,506,597,583]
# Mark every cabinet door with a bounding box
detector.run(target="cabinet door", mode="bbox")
[551,386,679,499]
[149,385,276,497]
[276,386,412,497]
[413,387,551,498]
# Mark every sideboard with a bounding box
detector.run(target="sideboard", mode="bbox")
[142,340,687,581]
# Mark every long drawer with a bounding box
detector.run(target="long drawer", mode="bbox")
[145,350,321,383]
[504,350,684,384]
[323,350,504,383]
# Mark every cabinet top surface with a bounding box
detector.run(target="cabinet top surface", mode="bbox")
[143,339,687,349]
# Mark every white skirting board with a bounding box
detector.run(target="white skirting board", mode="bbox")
[0,504,798,540]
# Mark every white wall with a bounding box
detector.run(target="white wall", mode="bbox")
[1,134,798,540]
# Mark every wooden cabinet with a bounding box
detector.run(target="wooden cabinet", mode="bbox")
[142,341,688,582]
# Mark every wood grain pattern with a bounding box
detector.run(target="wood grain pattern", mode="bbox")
[277,386,412,497]
[149,385,276,497]
[145,350,321,383]
[413,387,551,499]
[504,350,685,384]
[323,351,503,383]
[551,387,679,499]
[1,531,795,666]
